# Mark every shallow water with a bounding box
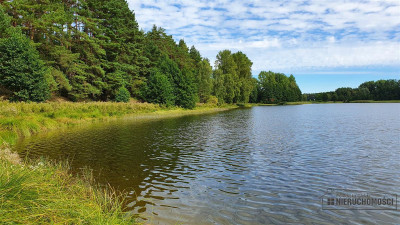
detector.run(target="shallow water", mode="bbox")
[15,104,400,224]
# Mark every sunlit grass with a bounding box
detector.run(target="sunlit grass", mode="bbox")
[284,101,312,105]
[0,101,235,145]
[0,151,136,224]
[0,101,161,145]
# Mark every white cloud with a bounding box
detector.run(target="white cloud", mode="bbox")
[127,0,400,73]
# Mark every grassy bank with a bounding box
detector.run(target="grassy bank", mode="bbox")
[0,148,135,224]
[0,100,237,224]
[0,101,236,146]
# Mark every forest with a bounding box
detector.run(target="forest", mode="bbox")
[0,0,302,108]
[304,79,400,102]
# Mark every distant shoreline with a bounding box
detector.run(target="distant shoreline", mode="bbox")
[255,100,400,105]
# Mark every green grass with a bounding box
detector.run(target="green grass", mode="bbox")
[285,101,312,105]
[0,149,135,224]
[0,100,237,224]
[0,101,236,146]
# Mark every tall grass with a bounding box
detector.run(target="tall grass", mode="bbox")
[0,150,136,224]
[0,101,235,145]
[0,101,164,224]
[0,101,162,145]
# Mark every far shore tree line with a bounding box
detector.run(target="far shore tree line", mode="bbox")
[0,1,302,108]
[303,79,400,102]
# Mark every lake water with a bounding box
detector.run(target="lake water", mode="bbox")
[15,104,400,224]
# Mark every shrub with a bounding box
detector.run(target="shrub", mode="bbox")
[207,95,219,105]
[114,87,130,103]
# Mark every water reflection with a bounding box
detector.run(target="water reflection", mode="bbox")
[15,104,400,224]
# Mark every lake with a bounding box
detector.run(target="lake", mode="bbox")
[14,104,400,224]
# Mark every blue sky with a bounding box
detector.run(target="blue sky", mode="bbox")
[127,0,400,93]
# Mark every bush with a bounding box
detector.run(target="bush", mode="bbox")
[207,95,218,105]
[114,87,130,103]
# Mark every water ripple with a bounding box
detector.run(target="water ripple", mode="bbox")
[14,104,400,224]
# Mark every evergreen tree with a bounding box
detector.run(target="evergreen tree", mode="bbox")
[0,0,329,106]
[142,69,175,107]
[0,30,50,102]
[115,86,130,102]
[175,68,196,109]
[189,46,202,64]
[157,56,196,109]
[0,5,11,37]
[86,0,149,99]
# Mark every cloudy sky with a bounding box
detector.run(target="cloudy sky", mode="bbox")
[127,0,400,92]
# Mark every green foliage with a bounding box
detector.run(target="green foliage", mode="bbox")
[49,68,72,95]
[207,95,219,105]
[212,50,255,104]
[175,68,196,109]
[1,0,311,107]
[304,79,400,102]
[360,79,400,100]
[212,69,226,103]
[142,69,175,107]
[197,58,213,103]
[232,51,254,103]
[257,71,302,103]
[0,5,11,37]
[189,46,202,64]
[214,50,238,103]
[249,78,260,103]
[114,87,130,103]
[0,31,50,102]
[156,56,196,108]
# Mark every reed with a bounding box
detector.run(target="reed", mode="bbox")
[0,150,136,224]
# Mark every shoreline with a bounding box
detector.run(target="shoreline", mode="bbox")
[1,100,398,223]
[0,101,238,224]
[0,101,237,147]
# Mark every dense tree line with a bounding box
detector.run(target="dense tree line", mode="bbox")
[304,79,400,102]
[250,71,302,103]
[0,1,302,107]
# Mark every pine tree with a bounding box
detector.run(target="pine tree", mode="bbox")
[0,30,50,102]
[0,5,11,37]
[142,69,175,107]
[115,86,130,102]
